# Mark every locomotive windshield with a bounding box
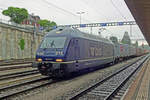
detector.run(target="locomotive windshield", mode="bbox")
[40,37,66,48]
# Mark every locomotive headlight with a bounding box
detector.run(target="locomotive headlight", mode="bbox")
[37,52,44,55]
[37,58,42,62]
[56,59,63,62]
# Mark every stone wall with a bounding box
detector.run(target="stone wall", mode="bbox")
[0,23,44,60]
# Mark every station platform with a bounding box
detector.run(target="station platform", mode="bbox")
[123,57,150,100]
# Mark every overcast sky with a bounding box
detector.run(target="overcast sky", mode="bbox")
[0,0,148,45]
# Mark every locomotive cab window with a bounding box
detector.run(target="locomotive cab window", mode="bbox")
[40,37,66,48]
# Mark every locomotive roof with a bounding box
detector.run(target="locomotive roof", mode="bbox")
[45,27,113,44]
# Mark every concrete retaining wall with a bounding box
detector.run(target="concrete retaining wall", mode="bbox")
[0,23,44,60]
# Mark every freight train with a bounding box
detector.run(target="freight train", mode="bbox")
[35,27,147,78]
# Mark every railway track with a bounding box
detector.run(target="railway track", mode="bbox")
[0,56,147,99]
[69,55,149,100]
[0,69,39,81]
[0,74,54,99]
[111,57,150,100]
[0,63,32,71]
[0,59,34,66]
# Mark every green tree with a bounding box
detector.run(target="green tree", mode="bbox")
[37,19,57,31]
[2,7,28,24]
[109,36,118,44]
[37,19,50,27]
[121,31,131,45]
[49,21,57,27]
[38,20,57,27]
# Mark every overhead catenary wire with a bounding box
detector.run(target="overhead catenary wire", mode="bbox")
[109,0,128,21]
[80,0,111,22]
[119,0,134,20]
[108,0,145,42]
[42,0,92,23]
[39,0,145,43]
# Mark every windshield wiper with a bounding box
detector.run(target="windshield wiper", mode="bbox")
[50,40,55,48]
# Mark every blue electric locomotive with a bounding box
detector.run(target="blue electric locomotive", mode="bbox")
[36,27,115,78]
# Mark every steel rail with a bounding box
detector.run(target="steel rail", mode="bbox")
[0,61,33,66]
[0,76,53,99]
[0,69,39,81]
[0,65,32,71]
[104,55,149,100]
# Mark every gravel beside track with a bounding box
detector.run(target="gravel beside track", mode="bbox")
[20,57,143,100]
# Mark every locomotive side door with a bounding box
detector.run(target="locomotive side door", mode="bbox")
[74,39,80,60]
[74,39,80,70]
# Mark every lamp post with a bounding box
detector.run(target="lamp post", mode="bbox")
[77,12,85,24]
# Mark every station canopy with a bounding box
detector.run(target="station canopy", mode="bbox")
[125,0,150,45]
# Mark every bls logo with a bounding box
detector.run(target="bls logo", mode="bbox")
[89,47,101,56]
